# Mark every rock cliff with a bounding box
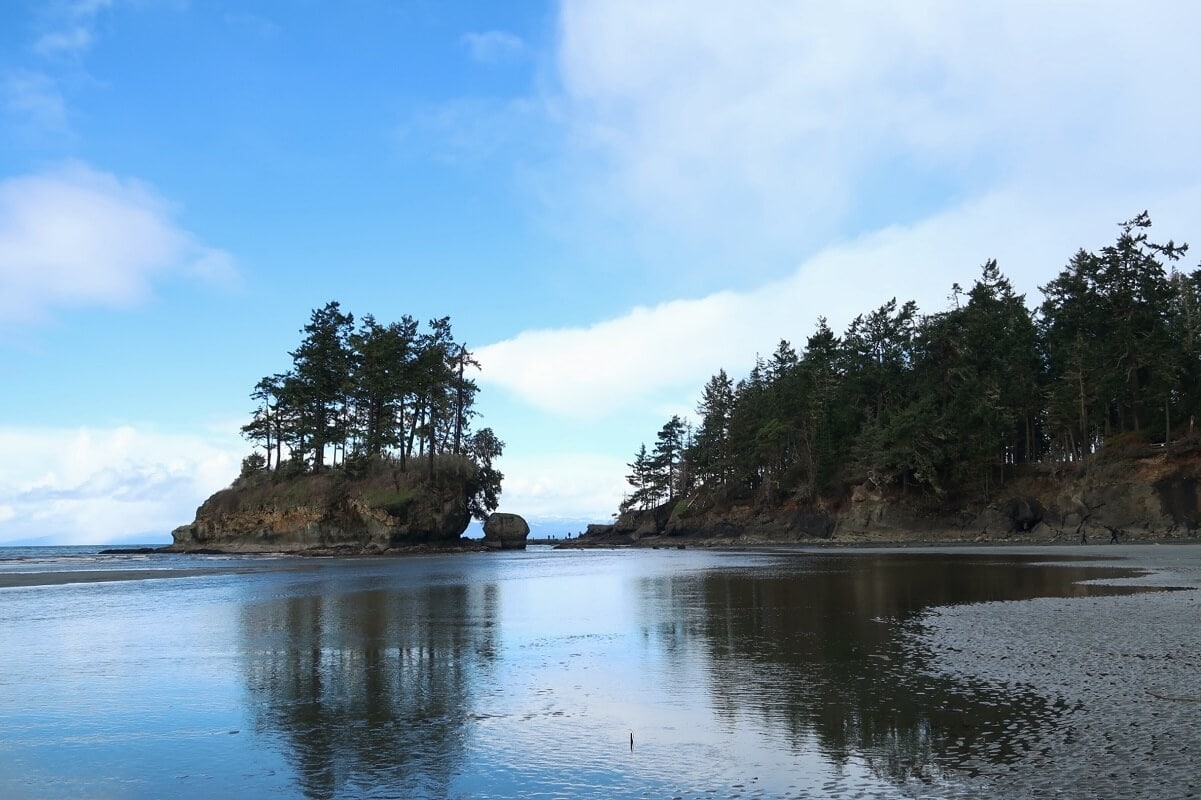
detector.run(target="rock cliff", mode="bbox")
[584,447,1201,545]
[171,459,474,553]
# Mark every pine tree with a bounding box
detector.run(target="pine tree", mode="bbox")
[624,444,654,510]
[651,415,687,502]
[290,301,354,471]
[690,369,734,487]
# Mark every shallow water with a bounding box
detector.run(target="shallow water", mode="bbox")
[0,545,1187,798]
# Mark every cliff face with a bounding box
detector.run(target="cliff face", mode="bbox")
[171,460,473,553]
[593,448,1201,545]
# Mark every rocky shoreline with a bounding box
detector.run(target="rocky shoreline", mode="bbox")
[571,448,1201,548]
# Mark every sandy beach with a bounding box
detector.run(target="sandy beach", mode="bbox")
[0,568,228,588]
[898,543,1201,799]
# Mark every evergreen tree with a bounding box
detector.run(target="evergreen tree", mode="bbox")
[842,298,918,487]
[241,304,493,487]
[624,444,655,510]
[690,369,735,487]
[465,427,504,520]
[240,375,280,470]
[621,211,1192,515]
[1041,214,1187,454]
[800,318,847,492]
[651,415,687,502]
[290,301,354,471]
[348,314,417,459]
[451,343,481,456]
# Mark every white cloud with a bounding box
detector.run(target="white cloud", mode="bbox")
[461,30,527,64]
[495,451,628,522]
[0,163,237,326]
[2,70,70,137]
[0,423,622,543]
[34,26,95,57]
[32,0,112,58]
[0,424,244,545]
[401,97,540,165]
[553,0,1201,261]
[479,183,1201,420]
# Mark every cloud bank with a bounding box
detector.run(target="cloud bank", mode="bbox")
[495,452,628,522]
[554,0,1201,257]
[0,163,236,326]
[478,186,1201,420]
[0,424,243,545]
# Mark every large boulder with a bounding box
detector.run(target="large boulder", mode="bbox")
[483,512,530,550]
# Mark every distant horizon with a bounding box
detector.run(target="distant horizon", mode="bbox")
[0,515,604,548]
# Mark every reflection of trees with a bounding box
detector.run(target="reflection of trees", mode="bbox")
[639,554,1141,786]
[241,581,498,799]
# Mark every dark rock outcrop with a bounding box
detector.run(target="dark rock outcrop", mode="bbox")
[582,449,1201,546]
[482,512,530,550]
[171,461,474,553]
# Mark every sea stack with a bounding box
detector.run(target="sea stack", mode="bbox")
[482,513,530,550]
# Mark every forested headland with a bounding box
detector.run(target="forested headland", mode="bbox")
[172,303,504,552]
[610,213,1201,543]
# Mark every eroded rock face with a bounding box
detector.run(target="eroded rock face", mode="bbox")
[170,465,473,553]
[482,512,529,550]
[585,450,1201,545]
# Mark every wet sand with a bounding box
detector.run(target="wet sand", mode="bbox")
[901,543,1201,799]
[0,568,225,588]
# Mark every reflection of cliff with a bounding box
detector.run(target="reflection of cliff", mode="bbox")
[240,582,498,799]
[638,555,1144,786]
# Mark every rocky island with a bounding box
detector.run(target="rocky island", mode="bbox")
[171,303,522,554]
[172,454,493,554]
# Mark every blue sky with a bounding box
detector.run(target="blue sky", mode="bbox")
[2,1,1200,544]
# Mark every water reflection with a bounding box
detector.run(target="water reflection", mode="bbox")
[233,552,1157,798]
[240,579,498,799]
[636,554,1149,788]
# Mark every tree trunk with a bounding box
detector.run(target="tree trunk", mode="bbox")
[274,413,283,470]
[397,397,407,471]
[1077,366,1087,457]
[313,408,326,472]
[454,345,465,455]
[265,408,273,470]
[406,399,424,458]
[1025,416,1033,464]
[428,402,436,479]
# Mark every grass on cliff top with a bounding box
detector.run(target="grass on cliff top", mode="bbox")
[360,487,416,515]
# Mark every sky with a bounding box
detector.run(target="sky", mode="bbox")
[1,1,1199,545]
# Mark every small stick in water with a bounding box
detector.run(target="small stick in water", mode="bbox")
[630,731,634,750]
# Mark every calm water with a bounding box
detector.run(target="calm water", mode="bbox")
[0,545,1159,799]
